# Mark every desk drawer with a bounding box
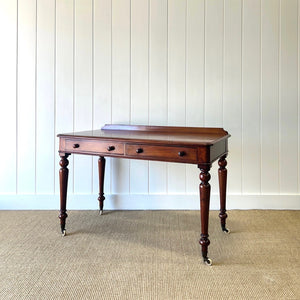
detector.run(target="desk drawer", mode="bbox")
[125,144,197,162]
[64,139,124,155]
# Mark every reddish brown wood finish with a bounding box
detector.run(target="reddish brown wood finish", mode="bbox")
[65,139,124,155]
[218,155,229,232]
[198,164,211,264]
[101,123,228,135]
[59,154,70,234]
[125,144,198,163]
[98,156,106,214]
[58,124,231,264]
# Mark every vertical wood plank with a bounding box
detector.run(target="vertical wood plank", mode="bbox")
[36,0,55,194]
[186,0,205,194]
[205,0,224,194]
[149,0,168,126]
[17,0,36,194]
[242,0,261,193]
[73,0,93,194]
[111,0,130,124]
[130,0,149,194]
[223,0,242,194]
[186,0,205,127]
[0,0,17,193]
[93,0,112,195]
[167,0,186,194]
[261,0,279,193]
[111,0,130,194]
[148,0,168,194]
[205,0,224,127]
[168,0,186,127]
[298,0,300,194]
[55,0,74,194]
[131,0,149,125]
[279,0,298,193]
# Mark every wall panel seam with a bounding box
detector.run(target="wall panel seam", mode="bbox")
[240,0,243,193]
[185,0,187,193]
[34,0,38,194]
[166,0,169,193]
[129,0,132,194]
[203,0,206,126]
[72,0,75,194]
[222,0,225,127]
[129,0,131,125]
[185,0,187,128]
[241,0,244,194]
[260,0,262,194]
[54,0,57,195]
[298,0,300,193]
[91,0,95,194]
[278,0,281,194]
[110,0,113,195]
[148,0,150,194]
[16,0,19,194]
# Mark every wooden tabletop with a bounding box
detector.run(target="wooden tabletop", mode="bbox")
[58,124,230,146]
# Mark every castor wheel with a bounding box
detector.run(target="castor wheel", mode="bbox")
[61,229,66,237]
[223,228,230,234]
[222,226,230,234]
[204,257,212,266]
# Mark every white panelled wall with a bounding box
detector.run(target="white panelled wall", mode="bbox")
[0,0,299,209]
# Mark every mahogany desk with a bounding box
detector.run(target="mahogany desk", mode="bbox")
[58,124,231,265]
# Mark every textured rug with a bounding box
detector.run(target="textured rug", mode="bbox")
[0,210,299,299]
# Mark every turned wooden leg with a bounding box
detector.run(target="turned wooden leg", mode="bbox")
[98,156,106,215]
[218,155,230,233]
[198,164,212,265]
[59,154,70,236]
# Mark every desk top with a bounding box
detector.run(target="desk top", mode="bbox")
[58,124,230,146]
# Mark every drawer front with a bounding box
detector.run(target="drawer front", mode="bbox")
[64,139,124,155]
[125,144,197,162]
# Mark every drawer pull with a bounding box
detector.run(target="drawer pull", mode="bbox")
[136,148,143,154]
[73,144,80,149]
[178,151,185,157]
[107,146,115,151]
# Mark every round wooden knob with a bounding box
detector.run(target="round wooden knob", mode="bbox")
[136,148,143,153]
[107,146,115,151]
[178,151,185,157]
[73,144,80,148]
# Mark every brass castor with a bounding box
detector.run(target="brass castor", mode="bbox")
[204,257,212,266]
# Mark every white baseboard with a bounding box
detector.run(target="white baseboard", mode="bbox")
[0,194,299,210]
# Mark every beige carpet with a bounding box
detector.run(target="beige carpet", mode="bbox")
[0,210,299,299]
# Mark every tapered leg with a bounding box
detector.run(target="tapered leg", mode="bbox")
[98,156,106,215]
[59,154,70,236]
[218,155,230,233]
[198,164,212,265]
